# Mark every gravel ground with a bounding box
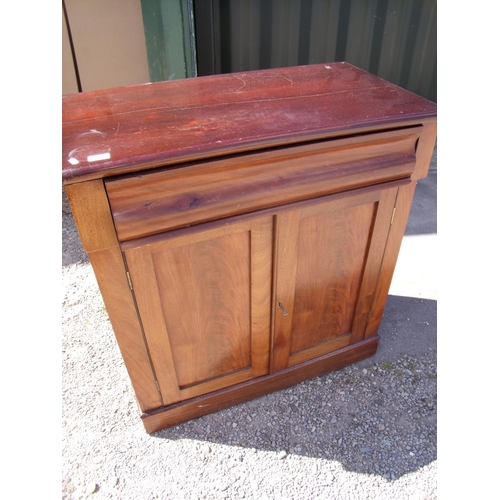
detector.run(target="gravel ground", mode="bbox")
[62,152,437,499]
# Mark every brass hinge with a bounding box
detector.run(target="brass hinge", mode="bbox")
[390,207,396,225]
[126,271,133,290]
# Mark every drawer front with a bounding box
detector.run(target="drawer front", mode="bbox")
[105,127,421,241]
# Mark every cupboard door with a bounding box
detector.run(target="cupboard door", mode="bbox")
[124,217,273,405]
[272,187,399,372]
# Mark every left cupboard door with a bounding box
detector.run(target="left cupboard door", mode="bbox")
[123,216,274,406]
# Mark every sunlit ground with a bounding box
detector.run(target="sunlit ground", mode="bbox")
[389,233,437,301]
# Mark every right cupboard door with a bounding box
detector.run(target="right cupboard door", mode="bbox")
[271,185,401,372]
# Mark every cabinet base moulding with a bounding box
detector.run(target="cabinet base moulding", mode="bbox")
[141,336,379,434]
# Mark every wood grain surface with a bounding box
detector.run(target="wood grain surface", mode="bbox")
[290,202,374,351]
[62,62,436,184]
[365,182,417,336]
[272,186,397,371]
[106,127,419,241]
[155,231,252,388]
[124,217,273,402]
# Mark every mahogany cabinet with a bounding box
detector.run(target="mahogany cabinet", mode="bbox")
[62,62,437,433]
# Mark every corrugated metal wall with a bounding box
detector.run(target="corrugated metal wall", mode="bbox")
[196,0,436,102]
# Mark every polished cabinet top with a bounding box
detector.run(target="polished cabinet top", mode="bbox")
[62,62,436,184]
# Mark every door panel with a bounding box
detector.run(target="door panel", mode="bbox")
[154,231,251,388]
[272,186,398,371]
[290,202,375,352]
[125,216,273,403]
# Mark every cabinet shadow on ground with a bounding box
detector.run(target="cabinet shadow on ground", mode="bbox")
[154,294,437,480]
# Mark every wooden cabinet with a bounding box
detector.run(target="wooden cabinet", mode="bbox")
[63,62,436,433]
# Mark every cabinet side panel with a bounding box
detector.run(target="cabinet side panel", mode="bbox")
[365,182,417,336]
[88,249,163,411]
[65,180,162,412]
[350,187,399,343]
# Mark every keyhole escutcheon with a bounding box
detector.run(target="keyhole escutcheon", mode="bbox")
[277,301,289,316]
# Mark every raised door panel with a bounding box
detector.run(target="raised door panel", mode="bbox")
[124,217,273,405]
[272,186,399,372]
